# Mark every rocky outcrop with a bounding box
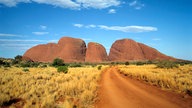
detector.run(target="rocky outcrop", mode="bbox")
[85,42,108,63]
[138,43,174,60]
[57,37,86,62]
[22,43,58,62]
[23,37,175,63]
[23,37,86,63]
[109,39,175,62]
[109,39,145,62]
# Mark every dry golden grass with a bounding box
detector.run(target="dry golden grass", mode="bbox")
[119,64,192,95]
[0,66,103,108]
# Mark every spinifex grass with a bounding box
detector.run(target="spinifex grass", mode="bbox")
[0,66,102,108]
[119,64,192,95]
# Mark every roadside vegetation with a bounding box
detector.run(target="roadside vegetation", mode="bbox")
[119,63,192,96]
[0,56,104,108]
[1,55,192,107]
[0,66,102,108]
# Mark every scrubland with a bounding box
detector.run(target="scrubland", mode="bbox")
[0,66,102,108]
[119,64,192,95]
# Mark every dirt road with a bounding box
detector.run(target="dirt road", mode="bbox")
[96,66,192,108]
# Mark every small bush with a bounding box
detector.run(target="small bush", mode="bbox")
[97,65,102,70]
[12,55,23,65]
[91,64,97,67]
[52,58,65,67]
[111,62,115,65]
[69,63,82,67]
[175,61,192,66]
[125,62,129,65]
[57,66,68,74]
[156,61,178,69]
[14,55,22,61]
[0,59,4,65]
[4,62,11,67]
[40,64,47,68]
[20,62,30,67]
[136,62,145,66]
[22,68,29,72]
[0,60,11,67]
[30,62,40,67]
[146,60,153,64]
[12,59,19,65]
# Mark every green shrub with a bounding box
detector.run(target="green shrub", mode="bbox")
[22,68,29,72]
[136,62,145,66]
[20,62,31,67]
[40,64,47,68]
[12,59,19,65]
[156,61,178,69]
[146,60,153,64]
[125,62,129,65]
[0,59,5,65]
[69,63,82,67]
[52,58,65,67]
[57,66,68,74]
[12,55,22,65]
[97,65,102,70]
[0,60,11,67]
[30,62,40,67]
[4,62,11,67]
[175,61,192,66]
[111,62,115,65]
[14,55,22,61]
[91,64,97,67]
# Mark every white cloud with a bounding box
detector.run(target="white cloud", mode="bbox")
[108,9,116,14]
[86,24,96,28]
[98,25,157,33]
[0,39,59,52]
[0,39,45,42]
[40,25,47,30]
[129,0,137,6]
[32,0,80,9]
[0,0,121,9]
[73,24,84,28]
[73,24,157,33]
[76,0,120,9]
[0,33,22,37]
[0,0,30,7]
[82,38,92,41]
[74,24,96,28]
[129,0,144,10]
[32,32,49,35]
[0,39,59,43]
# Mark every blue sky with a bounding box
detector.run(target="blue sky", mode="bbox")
[0,0,191,60]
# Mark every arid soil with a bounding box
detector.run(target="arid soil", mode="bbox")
[96,66,192,108]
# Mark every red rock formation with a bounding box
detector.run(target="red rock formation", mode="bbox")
[109,39,175,62]
[22,43,58,62]
[23,37,175,63]
[85,42,108,63]
[109,39,145,62]
[138,43,174,60]
[23,37,86,63]
[57,37,86,62]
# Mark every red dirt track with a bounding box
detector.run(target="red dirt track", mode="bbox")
[96,67,192,108]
